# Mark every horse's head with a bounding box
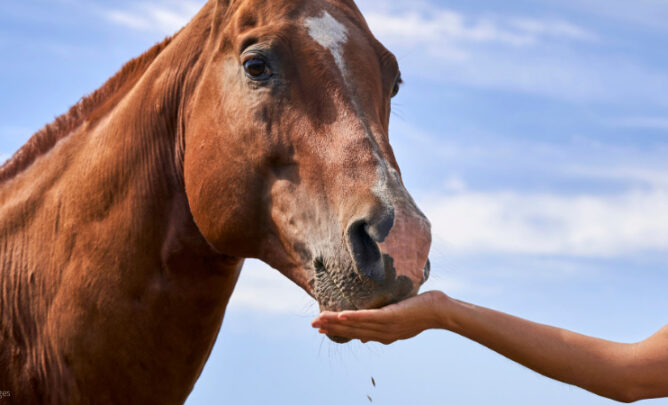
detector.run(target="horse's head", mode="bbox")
[184,0,431,339]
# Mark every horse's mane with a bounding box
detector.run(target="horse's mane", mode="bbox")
[0,36,175,184]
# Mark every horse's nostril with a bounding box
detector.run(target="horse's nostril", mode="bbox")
[364,207,395,243]
[346,220,385,283]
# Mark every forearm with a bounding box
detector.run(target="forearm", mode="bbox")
[313,291,667,401]
[437,296,640,402]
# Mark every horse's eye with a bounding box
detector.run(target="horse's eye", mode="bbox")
[391,76,402,98]
[244,58,271,80]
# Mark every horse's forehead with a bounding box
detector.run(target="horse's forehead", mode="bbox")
[232,0,358,25]
[304,11,350,77]
[304,11,348,51]
[238,0,364,39]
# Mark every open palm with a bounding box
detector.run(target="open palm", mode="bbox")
[312,291,447,344]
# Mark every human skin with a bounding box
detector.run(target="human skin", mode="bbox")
[312,291,668,403]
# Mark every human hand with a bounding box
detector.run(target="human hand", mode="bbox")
[311,291,448,345]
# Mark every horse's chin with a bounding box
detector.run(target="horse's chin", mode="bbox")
[327,335,352,344]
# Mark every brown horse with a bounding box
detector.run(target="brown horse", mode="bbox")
[0,0,431,403]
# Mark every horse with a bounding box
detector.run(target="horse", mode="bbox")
[0,0,431,403]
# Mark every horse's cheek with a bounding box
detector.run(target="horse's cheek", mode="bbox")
[184,155,262,255]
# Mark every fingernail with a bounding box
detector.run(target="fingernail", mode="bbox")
[339,316,348,321]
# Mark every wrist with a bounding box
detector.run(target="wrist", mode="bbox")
[428,291,456,330]
[435,293,473,333]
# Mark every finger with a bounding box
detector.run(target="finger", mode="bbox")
[319,328,399,346]
[319,324,393,341]
[337,307,398,321]
[318,319,391,332]
[338,309,380,319]
[312,312,344,327]
[314,311,341,322]
[315,312,389,328]
[319,324,370,338]
[318,315,399,332]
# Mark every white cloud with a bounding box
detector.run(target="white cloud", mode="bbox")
[106,10,153,31]
[363,9,596,50]
[226,171,668,316]
[103,1,204,35]
[227,259,315,316]
[356,2,668,106]
[509,18,596,42]
[565,167,668,189]
[442,175,468,193]
[547,0,668,33]
[422,187,668,258]
[222,181,668,316]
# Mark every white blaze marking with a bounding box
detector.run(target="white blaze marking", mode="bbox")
[305,10,415,231]
[304,11,349,78]
[372,153,395,208]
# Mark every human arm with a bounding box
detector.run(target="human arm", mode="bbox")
[312,291,668,403]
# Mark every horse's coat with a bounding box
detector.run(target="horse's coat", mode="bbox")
[0,1,432,403]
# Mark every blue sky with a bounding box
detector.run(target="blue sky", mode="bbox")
[2,0,667,404]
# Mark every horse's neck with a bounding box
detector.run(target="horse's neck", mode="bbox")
[0,43,189,314]
[0,14,243,402]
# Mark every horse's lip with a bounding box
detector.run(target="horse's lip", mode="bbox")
[314,259,358,311]
[317,271,355,344]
